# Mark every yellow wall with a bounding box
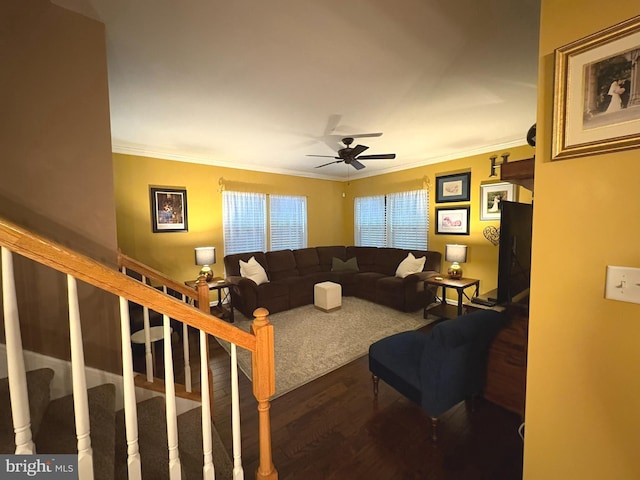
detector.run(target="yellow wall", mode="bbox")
[524,3,640,479]
[114,145,533,300]
[113,154,346,281]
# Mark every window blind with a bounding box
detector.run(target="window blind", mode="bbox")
[269,195,307,251]
[354,190,428,249]
[222,191,267,255]
[387,190,428,249]
[354,195,386,247]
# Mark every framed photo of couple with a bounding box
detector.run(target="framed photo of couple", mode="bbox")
[480,182,517,221]
[552,15,640,160]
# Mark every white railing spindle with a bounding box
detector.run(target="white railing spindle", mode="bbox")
[67,275,94,480]
[1,247,34,454]
[142,275,154,382]
[181,293,191,392]
[119,296,142,480]
[200,330,214,480]
[163,314,182,480]
[231,343,244,479]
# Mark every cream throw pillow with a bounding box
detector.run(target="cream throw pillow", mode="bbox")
[395,252,426,278]
[239,256,269,285]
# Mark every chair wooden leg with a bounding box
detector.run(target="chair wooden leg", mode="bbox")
[372,374,379,397]
[430,417,439,442]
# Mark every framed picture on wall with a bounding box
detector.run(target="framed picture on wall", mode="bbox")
[552,15,640,160]
[435,172,471,203]
[435,206,470,235]
[150,187,188,232]
[480,182,517,221]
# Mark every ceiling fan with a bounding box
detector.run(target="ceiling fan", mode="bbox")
[308,137,396,170]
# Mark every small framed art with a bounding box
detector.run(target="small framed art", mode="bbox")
[150,187,188,233]
[435,172,471,203]
[435,206,470,235]
[480,182,517,221]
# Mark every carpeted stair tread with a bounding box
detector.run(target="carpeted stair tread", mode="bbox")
[115,396,232,479]
[0,368,54,454]
[178,406,232,480]
[114,396,171,479]
[35,383,116,480]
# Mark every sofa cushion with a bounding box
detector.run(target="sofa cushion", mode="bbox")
[395,252,426,278]
[239,256,269,285]
[293,248,322,275]
[316,246,347,271]
[332,256,359,272]
[347,246,379,273]
[266,250,299,281]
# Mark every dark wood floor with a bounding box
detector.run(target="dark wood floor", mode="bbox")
[199,323,525,480]
[132,320,523,479]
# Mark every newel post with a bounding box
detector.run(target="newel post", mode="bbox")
[196,276,215,419]
[251,308,278,480]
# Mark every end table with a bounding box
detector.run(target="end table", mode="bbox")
[424,276,480,319]
[185,278,234,323]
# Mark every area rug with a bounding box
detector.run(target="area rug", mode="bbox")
[215,297,436,398]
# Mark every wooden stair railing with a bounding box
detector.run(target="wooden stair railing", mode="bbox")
[117,252,215,409]
[0,217,278,480]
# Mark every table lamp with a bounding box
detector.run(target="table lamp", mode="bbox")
[194,246,216,281]
[445,244,467,279]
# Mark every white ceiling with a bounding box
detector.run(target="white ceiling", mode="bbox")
[54,0,541,180]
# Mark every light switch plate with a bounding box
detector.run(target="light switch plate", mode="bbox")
[605,266,640,304]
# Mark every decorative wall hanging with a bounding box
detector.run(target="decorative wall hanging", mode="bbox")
[435,206,470,235]
[483,226,501,246]
[150,187,188,232]
[480,182,517,221]
[552,15,640,160]
[435,172,471,203]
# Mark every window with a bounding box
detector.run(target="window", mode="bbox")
[223,191,307,254]
[223,191,266,255]
[269,195,307,251]
[354,190,428,249]
[354,195,386,247]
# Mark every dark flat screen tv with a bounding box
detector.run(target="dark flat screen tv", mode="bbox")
[496,201,533,305]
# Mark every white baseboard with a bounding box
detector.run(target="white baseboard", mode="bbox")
[0,344,199,414]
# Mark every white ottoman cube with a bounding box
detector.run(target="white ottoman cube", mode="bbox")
[314,281,342,312]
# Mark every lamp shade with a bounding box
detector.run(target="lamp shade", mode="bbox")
[445,244,468,264]
[194,246,216,266]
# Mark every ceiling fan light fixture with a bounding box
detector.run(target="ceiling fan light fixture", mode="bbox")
[310,136,396,170]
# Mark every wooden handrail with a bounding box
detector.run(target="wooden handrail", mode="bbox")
[118,251,196,300]
[0,218,255,351]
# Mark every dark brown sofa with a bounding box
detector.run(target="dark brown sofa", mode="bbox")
[224,246,442,318]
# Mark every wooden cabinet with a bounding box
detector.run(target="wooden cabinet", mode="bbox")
[483,306,528,417]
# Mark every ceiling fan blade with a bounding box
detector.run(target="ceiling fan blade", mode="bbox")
[357,153,396,160]
[315,160,344,168]
[350,160,366,170]
[350,144,369,157]
[350,132,383,138]
[306,154,340,158]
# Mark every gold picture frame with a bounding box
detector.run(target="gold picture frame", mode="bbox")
[552,15,640,160]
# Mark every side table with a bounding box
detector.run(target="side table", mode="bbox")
[424,276,480,319]
[185,278,234,323]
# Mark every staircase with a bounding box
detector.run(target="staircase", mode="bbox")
[0,368,232,479]
[0,216,278,479]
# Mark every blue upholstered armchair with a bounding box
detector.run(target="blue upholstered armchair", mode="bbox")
[369,309,506,441]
